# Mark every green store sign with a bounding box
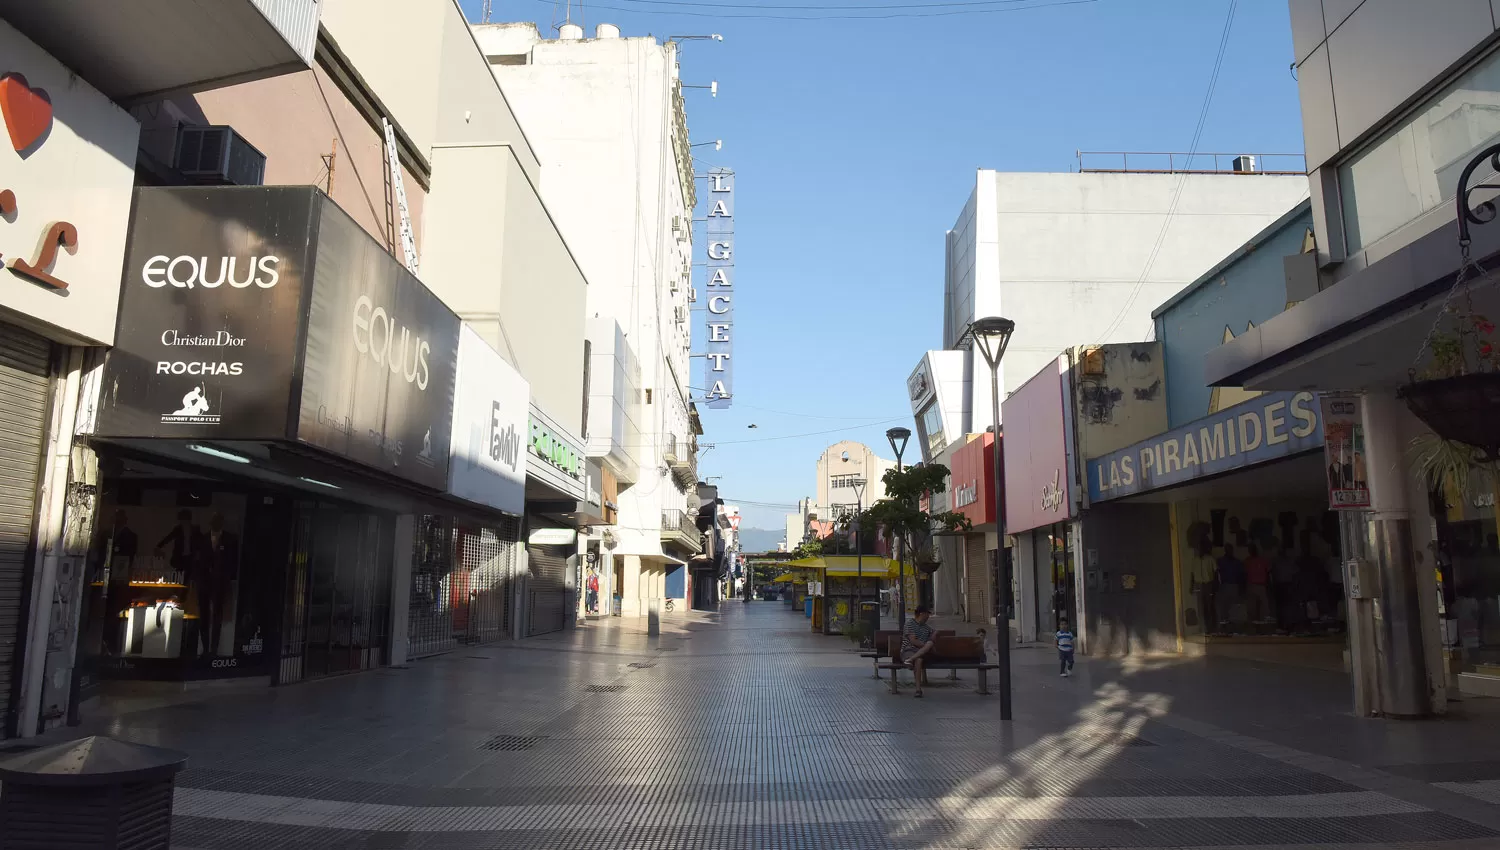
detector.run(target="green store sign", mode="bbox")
[531,418,582,479]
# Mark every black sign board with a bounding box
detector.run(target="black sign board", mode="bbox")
[95,187,315,440]
[295,201,458,490]
[97,188,459,490]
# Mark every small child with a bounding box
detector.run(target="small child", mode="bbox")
[1056,618,1075,678]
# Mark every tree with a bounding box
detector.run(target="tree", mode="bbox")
[793,538,823,560]
[860,463,971,571]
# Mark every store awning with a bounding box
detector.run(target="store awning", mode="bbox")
[770,572,796,583]
[783,556,907,578]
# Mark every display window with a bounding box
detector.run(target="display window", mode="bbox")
[1173,498,1345,640]
[81,483,275,679]
[1435,472,1500,675]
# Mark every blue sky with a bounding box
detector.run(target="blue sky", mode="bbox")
[459,0,1307,532]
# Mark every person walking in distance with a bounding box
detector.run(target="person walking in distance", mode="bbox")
[1057,617,1076,677]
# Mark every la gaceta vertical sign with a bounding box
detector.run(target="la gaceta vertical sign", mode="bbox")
[702,167,734,408]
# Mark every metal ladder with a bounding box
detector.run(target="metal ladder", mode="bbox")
[383,117,420,275]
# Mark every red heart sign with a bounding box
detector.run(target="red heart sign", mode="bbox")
[0,73,53,153]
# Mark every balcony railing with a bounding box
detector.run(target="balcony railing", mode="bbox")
[1075,151,1306,176]
[660,509,703,554]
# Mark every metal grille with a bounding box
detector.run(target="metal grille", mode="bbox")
[478,735,544,752]
[409,517,520,658]
[526,550,568,636]
[0,322,49,737]
[964,534,990,624]
[278,503,394,684]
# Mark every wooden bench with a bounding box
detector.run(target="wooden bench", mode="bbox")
[876,632,1000,696]
[859,629,954,678]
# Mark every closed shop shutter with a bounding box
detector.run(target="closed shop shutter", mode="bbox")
[0,323,52,735]
[527,549,568,636]
[964,535,990,625]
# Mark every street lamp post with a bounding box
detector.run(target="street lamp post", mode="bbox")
[960,316,1016,722]
[886,427,911,634]
[852,478,867,620]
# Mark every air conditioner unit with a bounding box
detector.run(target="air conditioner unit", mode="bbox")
[674,306,687,324]
[175,125,266,186]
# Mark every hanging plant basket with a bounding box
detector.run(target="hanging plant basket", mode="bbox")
[1398,373,1500,462]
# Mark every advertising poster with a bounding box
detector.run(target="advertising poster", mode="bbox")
[1320,394,1370,510]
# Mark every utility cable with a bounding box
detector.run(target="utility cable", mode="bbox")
[1094,0,1237,344]
[525,0,1095,20]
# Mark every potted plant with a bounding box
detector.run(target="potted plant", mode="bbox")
[1398,284,1500,462]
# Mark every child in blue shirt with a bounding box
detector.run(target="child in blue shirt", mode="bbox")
[1056,618,1075,678]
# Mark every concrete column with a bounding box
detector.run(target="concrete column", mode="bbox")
[1015,534,1039,643]
[623,555,643,616]
[389,515,416,667]
[1358,392,1433,717]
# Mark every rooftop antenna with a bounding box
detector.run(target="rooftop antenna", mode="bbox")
[481,0,492,22]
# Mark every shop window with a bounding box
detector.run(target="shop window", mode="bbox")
[1340,46,1500,255]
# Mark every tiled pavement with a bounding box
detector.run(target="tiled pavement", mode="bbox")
[24,601,1500,849]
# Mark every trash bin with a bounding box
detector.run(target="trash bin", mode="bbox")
[859,601,881,650]
[0,735,188,850]
[804,596,813,618]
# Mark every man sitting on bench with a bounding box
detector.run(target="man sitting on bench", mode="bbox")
[902,606,937,698]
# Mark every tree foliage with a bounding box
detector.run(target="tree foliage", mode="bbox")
[860,463,971,567]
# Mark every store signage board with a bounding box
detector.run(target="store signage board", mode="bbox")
[448,325,528,515]
[1087,390,1323,503]
[529,527,577,546]
[95,187,315,440]
[701,167,734,408]
[0,22,140,346]
[526,402,587,501]
[296,199,459,491]
[1002,358,1071,534]
[98,187,462,491]
[1320,394,1370,510]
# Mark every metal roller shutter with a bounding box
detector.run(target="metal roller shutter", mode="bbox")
[0,323,52,736]
[963,535,990,625]
[527,549,568,636]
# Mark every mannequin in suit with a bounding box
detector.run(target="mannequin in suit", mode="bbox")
[200,512,239,657]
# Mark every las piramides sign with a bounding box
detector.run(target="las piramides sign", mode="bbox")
[96,187,460,491]
[1087,391,1323,503]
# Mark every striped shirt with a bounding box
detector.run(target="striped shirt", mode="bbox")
[902,620,933,655]
[1056,630,1075,653]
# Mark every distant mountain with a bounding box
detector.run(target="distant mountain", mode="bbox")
[737,527,784,553]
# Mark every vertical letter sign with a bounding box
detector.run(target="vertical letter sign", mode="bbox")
[703,167,734,408]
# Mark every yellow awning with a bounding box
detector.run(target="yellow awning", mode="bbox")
[771,572,796,583]
[782,556,907,578]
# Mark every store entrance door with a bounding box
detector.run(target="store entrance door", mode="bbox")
[277,501,394,685]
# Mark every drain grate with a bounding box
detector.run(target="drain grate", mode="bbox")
[586,685,627,693]
[628,661,656,669]
[479,735,545,752]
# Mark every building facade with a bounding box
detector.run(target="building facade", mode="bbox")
[1,1,320,739]
[1205,0,1500,715]
[474,21,702,621]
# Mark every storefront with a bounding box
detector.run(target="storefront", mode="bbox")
[1086,391,1341,666]
[1003,357,1078,645]
[406,325,529,659]
[948,434,999,626]
[1434,469,1500,681]
[1,23,142,737]
[76,185,461,691]
[523,405,587,636]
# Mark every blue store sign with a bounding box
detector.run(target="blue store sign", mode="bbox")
[1088,390,1323,503]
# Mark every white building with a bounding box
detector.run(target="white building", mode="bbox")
[783,442,897,550]
[474,21,701,617]
[911,164,1310,457]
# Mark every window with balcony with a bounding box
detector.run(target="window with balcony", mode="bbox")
[919,400,945,458]
[1341,46,1500,255]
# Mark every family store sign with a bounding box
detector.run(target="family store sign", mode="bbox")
[1087,391,1323,502]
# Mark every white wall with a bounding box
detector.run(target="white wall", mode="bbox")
[479,26,696,560]
[947,170,1309,433]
